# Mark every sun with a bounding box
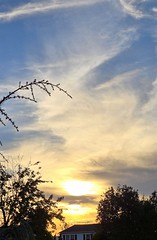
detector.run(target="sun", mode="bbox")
[63,180,95,196]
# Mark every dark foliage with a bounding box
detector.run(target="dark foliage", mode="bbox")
[0,80,69,239]
[96,185,157,240]
[28,197,64,240]
[0,220,36,240]
[0,162,64,238]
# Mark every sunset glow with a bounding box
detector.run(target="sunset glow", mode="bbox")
[0,0,157,229]
[65,204,88,215]
[63,180,95,196]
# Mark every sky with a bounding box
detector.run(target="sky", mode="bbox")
[1,0,157,228]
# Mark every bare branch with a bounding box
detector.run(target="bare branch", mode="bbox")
[0,79,72,159]
[0,152,8,162]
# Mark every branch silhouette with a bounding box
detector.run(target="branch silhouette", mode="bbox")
[0,79,72,160]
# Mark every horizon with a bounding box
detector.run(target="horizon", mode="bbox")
[0,0,157,227]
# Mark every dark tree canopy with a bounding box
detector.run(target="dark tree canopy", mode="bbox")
[97,185,157,240]
[29,206,59,240]
[0,161,64,239]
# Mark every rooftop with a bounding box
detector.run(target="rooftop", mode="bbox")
[60,224,101,234]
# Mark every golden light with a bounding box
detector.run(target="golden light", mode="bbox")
[63,180,95,196]
[65,204,88,215]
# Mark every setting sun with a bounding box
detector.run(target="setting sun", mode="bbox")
[63,180,95,196]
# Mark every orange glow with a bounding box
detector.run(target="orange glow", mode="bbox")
[65,204,89,215]
[62,203,97,227]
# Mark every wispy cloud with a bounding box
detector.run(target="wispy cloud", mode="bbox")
[119,0,145,18]
[152,8,157,13]
[0,0,104,21]
[119,0,157,19]
[1,0,157,224]
[1,126,65,151]
[83,156,157,195]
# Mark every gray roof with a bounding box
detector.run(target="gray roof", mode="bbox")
[60,224,101,234]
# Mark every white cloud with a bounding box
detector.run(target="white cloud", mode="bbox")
[119,0,145,18]
[152,8,157,13]
[0,0,105,21]
[26,17,137,90]
[96,69,141,90]
[16,1,140,166]
[119,0,157,19]
[141,78,157,116]
[1,0,157,211]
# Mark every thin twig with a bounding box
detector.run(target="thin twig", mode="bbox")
[0,79,72,160]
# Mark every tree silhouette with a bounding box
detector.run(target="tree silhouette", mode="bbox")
[0,80,70,238]
[29,205,62,240]
[97,185,157,240]
[0,161,64,237]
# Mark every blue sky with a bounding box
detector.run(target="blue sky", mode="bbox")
[1,0,157,226]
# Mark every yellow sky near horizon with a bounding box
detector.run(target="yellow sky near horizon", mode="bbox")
[1,0,157,233]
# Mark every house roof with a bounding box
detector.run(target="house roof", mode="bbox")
[60,224,101,234]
